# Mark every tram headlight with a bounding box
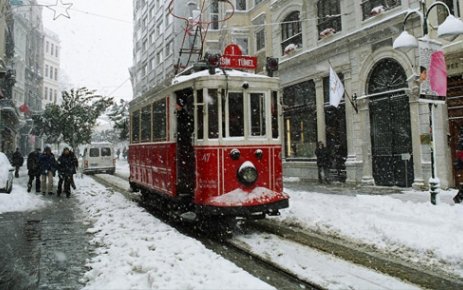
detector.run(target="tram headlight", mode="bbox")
[237,161,258,186]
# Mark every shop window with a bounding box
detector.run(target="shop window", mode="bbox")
[283,80,317,158]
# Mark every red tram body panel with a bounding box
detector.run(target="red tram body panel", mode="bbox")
[128,68,289,220]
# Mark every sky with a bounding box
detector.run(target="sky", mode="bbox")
[40,0,133,101]
[3,161,461,288]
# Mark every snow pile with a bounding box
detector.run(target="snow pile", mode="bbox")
[0,184,50,214]
[76,178,273,289]
[277,189,463,276]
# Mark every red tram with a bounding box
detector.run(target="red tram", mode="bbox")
[128,66,289,222]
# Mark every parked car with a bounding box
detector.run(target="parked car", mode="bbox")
[0,152,14,193]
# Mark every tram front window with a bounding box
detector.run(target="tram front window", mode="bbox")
[229,92,244,137]
[250,93,266,136]
[208,89,219,139]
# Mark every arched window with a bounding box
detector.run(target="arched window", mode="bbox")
[280,11,302,55]
[317,0,342,39]
[367,58,407,94]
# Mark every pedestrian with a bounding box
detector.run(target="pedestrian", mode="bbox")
[12,147,24,178]
[39,146,57,195]
[57,147,75,198]
[70,149,78,189]
[116,148,121,159]
[122,146,127,159]
[315,141,330,184]
[454,184,463,204]
[26,148,41,192]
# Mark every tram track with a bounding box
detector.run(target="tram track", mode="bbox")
[248,220,463,290]
[90,174,322,289]
[90,173,463,289]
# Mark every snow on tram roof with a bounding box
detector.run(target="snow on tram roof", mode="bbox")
[172,68,271,84]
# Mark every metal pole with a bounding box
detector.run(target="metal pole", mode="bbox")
[429,103,438,204]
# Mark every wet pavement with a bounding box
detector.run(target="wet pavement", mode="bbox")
[0,179,91,290]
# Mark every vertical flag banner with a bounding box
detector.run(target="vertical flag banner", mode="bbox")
[329,66,344,107]
[418,38,447,104]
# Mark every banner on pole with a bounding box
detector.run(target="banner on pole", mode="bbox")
[418,38,447,104]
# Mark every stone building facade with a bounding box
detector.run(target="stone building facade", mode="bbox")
[133,0,463,189]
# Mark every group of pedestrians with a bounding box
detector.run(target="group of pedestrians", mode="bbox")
[24,146,78,198]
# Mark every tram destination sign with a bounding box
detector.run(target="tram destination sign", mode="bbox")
[220,43,257,70]
[220,55,257,70]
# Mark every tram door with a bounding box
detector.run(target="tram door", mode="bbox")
[175,88,196,196]
[369,93,414,187]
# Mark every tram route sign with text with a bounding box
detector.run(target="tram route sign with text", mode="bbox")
[220,44,257,70]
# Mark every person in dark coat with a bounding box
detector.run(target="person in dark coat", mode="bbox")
[315,141,330,184]
[70,150,78,190]
[39,146,57,195]
[12,147,24,178]
[176,97,195,200]
[57,147,75,197]
[27,148,41,192]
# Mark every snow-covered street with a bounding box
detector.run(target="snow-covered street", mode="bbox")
[1,161,463,289]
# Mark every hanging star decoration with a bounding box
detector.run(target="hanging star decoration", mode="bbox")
[47,0,73,20]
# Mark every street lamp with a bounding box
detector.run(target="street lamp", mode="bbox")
[393,1,463,205]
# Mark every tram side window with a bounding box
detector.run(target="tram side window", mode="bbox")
[153,99,167,141]
[229,92,244,137]
[141,105,152,142]
[250,93,266,136]
[131,110,140,143]
[271,91,279,139]
[208,89,219,139]
[196,89,204,140]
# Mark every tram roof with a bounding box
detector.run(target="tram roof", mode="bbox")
[172,68,272,85]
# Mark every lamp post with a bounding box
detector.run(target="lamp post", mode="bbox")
[393,1,463,204]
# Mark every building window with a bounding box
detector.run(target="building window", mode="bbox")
[50,66,53,79]
[55,46,59,57]
[236,0,246,10]
[280,11,302,56]
[51,43,54,55]
[361,0,401,20]
[156,50,163,64]
[317,0,342,39]
[166,13,173,26]
[234,37,249,55]
[142,39,147,51]
[54,90,57,103]
[46,41,49,53]
[253,15,265,51]
[255,0,263,6]
[438,0,459,23]
[44,87,48,99]
[49,88,53,100]
[210,1,219,30]
[283,80,317,158]
[54,68,58,81]
[157,22,162,36]
[45,64,49,77]
[166,40,173,56]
